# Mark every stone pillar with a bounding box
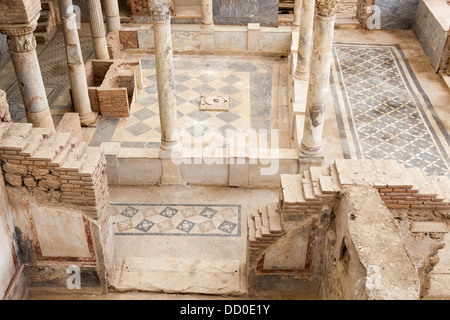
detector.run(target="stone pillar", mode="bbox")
[59,0,98,126]
[201,0,214,28]
[150,0,183,185]
[299,0,338,156]
[293,0,302,27]
[86,0,110,59]
[0,20,55,131]
[294,0,315,80]
[103,0,121,32]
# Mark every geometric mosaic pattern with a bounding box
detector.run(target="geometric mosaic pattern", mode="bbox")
[111,204,241,237]
[6,34,94,123]
[94,57,276,147]
[331,43,450,177]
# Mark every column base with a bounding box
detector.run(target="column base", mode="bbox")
[299,141,322,156]
[80,112,99,127]
[159,145,185,185]
[200,23,215,29]
[298,150,324,172]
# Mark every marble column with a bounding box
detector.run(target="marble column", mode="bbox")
[0,19,55,131]
[59,0,97,126]
[86,0,110,59]
[201,0,214,28]
[293,0,302,27]
[299,0,338,156]
[294,0,315,80]
[103,0,121,32]
[150,0,183,185]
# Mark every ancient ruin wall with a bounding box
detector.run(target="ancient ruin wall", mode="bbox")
[320,185,420,300]
[0,114,116,293]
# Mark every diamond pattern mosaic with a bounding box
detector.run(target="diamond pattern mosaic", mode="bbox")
[331,44,450,177]
[107,57,277,146]
[111,204,241,237]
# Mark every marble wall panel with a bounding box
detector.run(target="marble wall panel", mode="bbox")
[375,0,418,29]
[213,0,279,27]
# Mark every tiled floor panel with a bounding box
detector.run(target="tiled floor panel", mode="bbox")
[331,43,450,177]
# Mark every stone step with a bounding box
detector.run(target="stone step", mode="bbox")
[253,211,263,240]
[36,22,48,33]
[258,206,271,237]
[112,257,243,296]
[280,174,306,204]
[59,141,88,172]
[247,212,256,243]
[434,176,450,202]
[0,123,33,151]
[267,202,282,234]
[302,171,317,201]
[28,132,71,162]
[18,133,43,157]
[79,147,103,176]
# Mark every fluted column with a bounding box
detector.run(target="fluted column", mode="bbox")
[201,0,214,28]
[59,0,97,126]
[86,0,109,59]
[150,0,183,185]
[300,0,338,156]
[103,0,121,32]
[294,0,315,80]
[293,0,302,27]
[0,19,55,131]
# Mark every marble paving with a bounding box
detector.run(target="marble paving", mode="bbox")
[5,34,94,123]
[331,43,450,177]
[112,203,241,237]
[90,55,286,148]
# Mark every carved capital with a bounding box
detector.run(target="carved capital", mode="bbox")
[0,19,39,53]
[149,0,173,21]
[316,0,339,17]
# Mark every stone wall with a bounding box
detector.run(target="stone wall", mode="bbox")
[0,170,25,300]
[118,24,292,56]
[212,0,279,27]
[320,185,420,300]
[0,114,116,294]
[0,34,10,69]
[247,159,450,298]
[375,0,419,29]
[413,0,450,72]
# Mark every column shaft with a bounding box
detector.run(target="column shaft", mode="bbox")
[2,22,55,130]
[153,19,177,148]
[103,0,121,32]
[86,0,109,59]
[150,0,183,185]
[294,0,315,80]
[59,0,97,126]
[293,0,302,26]
[201,0,214,27]
[300,2,337,155]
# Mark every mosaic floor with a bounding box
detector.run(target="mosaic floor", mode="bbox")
[331,43,450,177]
[112,203,241,237]
[89,55,289,148]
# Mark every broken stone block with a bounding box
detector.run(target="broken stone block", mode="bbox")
[5,173,23,187]
[0,89,12,122]
[3,162,28,176]
[38,179,61,190]
[23,176,37,188]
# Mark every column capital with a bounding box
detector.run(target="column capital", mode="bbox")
[149,0,174,22]
[316,0,339,17]
[0,21,38,53]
